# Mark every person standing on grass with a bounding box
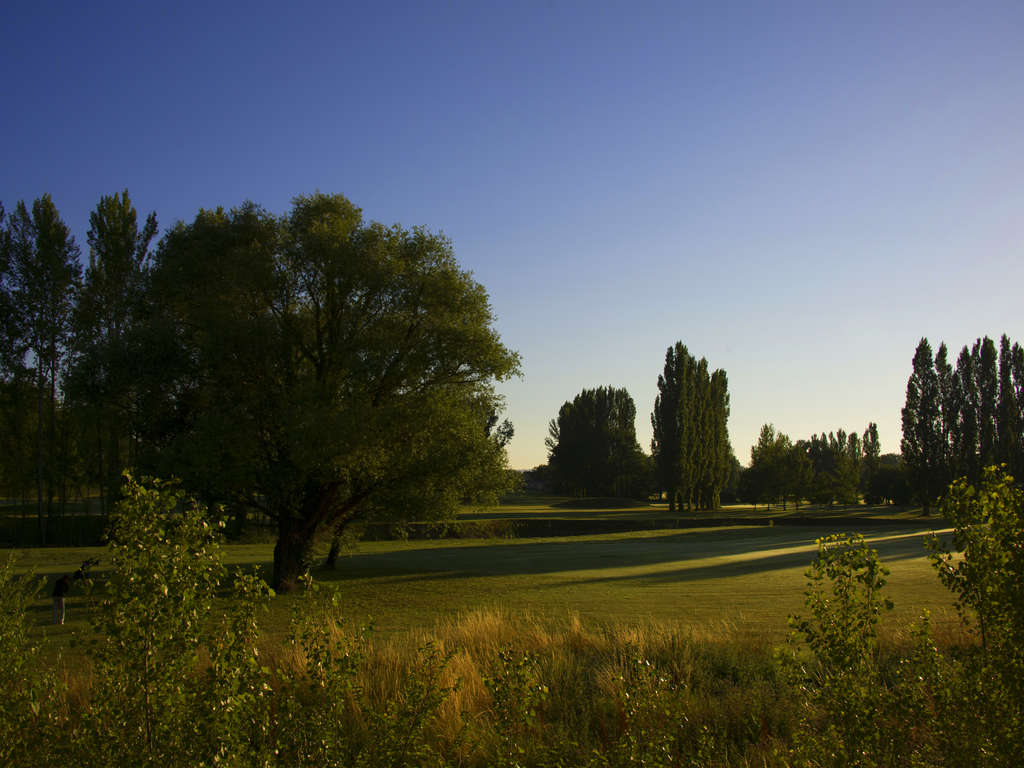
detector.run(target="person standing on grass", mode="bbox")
[52,574,71,625]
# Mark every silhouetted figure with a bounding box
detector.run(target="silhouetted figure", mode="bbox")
[52,575,71,625]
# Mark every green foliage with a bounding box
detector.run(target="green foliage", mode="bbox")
[930,466,1024,761]
[274,579,367,765]
[545,386,650,498]
[200,569,276,766]
[68,190,157,511]
[785,534,903,767]
[357,643,455,768]
[275,579,454,767]
[651,342,731,511]
[483,646,550,767]
[145,193,520,590]
[860,422,881,500]
[3,194,83,542]
[81,473,273,767]
[903,335,1024,509]
[902,338,945,513]
[0,557,68,768]
[744,424,798,509]
[603,656,691,768]
[11,468,1024,766]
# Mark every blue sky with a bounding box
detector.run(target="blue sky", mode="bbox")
[4,0,1023,469]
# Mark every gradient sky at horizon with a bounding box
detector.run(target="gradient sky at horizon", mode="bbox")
[3,0,1023,469]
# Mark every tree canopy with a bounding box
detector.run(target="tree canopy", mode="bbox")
[141,193,520,589]
[544,386,650,498]
[650,342,731,511]
[901,335,1024,513]
[2,195,82,541]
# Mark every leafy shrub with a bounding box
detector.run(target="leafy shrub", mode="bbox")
[483,646,550,767]
[78,473,272,767]
[783,533,909,767]
[929,466,1024,764]
[0,556,69,767]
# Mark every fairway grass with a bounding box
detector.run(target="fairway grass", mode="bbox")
[13,522,960,652]
[312,524,959,638]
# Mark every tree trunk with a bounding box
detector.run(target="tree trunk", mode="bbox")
[36,367,45,545]
[325,534,342,569]
[271,484,370,591]
[272,516,315,593]
[97,423,105,516]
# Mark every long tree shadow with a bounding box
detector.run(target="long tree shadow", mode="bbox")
[300,526,951,584]
[551,531,944,588]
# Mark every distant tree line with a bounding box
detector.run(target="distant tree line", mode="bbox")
[739,422,903,510]
[541,342,735,511]
[0,192,519,589]
[901,335,1024,514]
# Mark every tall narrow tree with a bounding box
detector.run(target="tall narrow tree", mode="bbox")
[651,342,730,511]
[935,343,955,487]
[68,190,157,511]
[861,422,881,501]
[996,335,1021,474]
[5,195,82,541]
[976,337,999,469]
[651,344,685,512]
[954,344,979,482]
[901,338,943,514]
[1009,340,1024,478]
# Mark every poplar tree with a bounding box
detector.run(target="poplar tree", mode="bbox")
[0,203,12,373]
[707,369,731,508]
[997,336,1016,469]
[935,343,955,486]
[651,342,730,511]
[1001,336,1024,478]
[5,196,82,540]
[954,344,979,482]
[651,345,685,512]
[901,338,943,514]
[976,337,999,468]
[859,422,881,502]
[68,190,158,511]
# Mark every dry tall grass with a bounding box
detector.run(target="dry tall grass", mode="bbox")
[260,606,803,763]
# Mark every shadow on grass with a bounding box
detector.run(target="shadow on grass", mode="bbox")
[296,526,951,586]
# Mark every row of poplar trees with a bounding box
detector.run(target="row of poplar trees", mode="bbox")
[902,334,1024,514]
[651,342,732,512]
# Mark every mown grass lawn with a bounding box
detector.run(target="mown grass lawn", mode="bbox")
[12,518,960,654]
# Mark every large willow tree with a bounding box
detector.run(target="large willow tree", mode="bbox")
[145,193,520,590]
[650,342,731,511]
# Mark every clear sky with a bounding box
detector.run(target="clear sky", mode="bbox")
[3,0,1023,469]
